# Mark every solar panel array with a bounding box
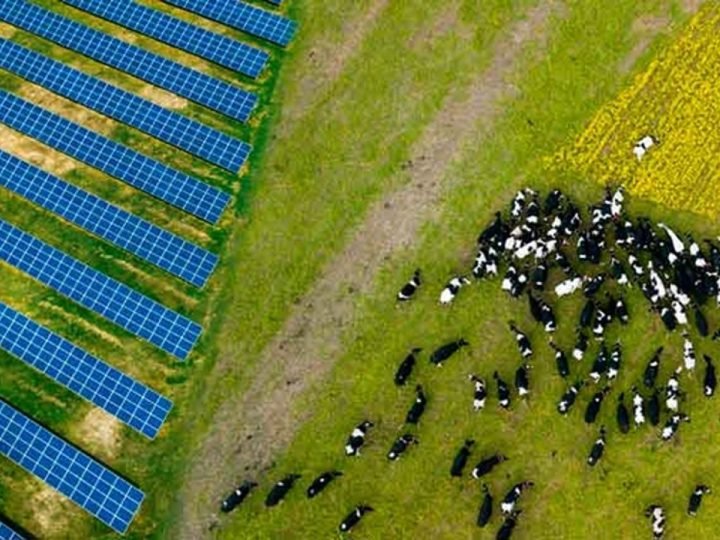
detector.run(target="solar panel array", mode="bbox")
[60,0,269,76]
[163,0,297,47]
[0,219,202,360]
[0,401,144,534]
[0,0,259,120]
[0,521,23,540]
[0,150,218,287]
[0,90,230,224]
[0,302,172,438]
[0,39,251,171]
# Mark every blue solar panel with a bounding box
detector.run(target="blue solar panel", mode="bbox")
[0,150,218,287]
[0,0,259,119]
[163,0,297,47]
[0,302,172,438]
[0,90,230,224]
[0,219,202,360]
[0,521,23,540]
[0,401,144,534]
[60,0,269,76]
[0,39,251,171]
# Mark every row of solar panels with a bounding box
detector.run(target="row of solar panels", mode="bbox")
[0,0,297,535]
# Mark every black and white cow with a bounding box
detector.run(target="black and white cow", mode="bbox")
[704,354,717,397]
[573,330,589,361]
[539,300,557,333]
[615,297,630,325]
[688,485,711,516]
[345,420,374,456]
[497,510,522,540]
[610,252,630,286]
[580,299,595,328]
[661,413,690,441]
[555,275,583,297]
[550,341,569,378]
[307,471,342,498]
[469,374,487,411]
[405,385,427,424]
[394,348,422,386]
[528,292,543,322]
[500,481,534,515]
[531,261,548,290]
[471,454,508,479]
[339,505,373,533]
[585,387,610,424]
[558,381,583,415]
[221,481,258,513]
[647,389,661,427]
[616,393,630,434]
[450,439,475,477]
[440,276,471,305]
[397,269,421,301]
[644,504,666,539]
[608,342,622,381]
[509,323,533,358]
[430,339,469,367]
[587,425,606,467]
[683,333,696,371]
[589,344,609,383]
[584,274,606,297]
[265,474,301,507]
[644,347,663,388]
[632,386,646,426]
[665,368,682,413]
[477,484,493,528]
[515,364,530,397]
[495,371,512,409]
[387,434,418,461]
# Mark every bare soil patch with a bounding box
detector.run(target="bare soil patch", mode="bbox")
[72,407,121,461]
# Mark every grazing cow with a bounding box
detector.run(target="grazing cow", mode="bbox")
[688,485,711,516]
[550,341,569,378]
[704,355,716,397]
[644,347,663,388]
[587,425,607,467]
[495,371,512,408]
[589,344,609,383]
[497,510,522,540]
[592,304,611,340]
[515,364,530,397]
[394,348,422,386]
[477,484,493,528]
[665,368,682,412]
[451,439,475,477]
[661,412,690,441]
[616,297,629,325]
[585,387,610,424]
[628,254,645,277]
[644,505,666,539]
[694,305,709,337]
[610,253,630,286]
[387,434,418,461]
[659,306,678,331]
[672,300,688,326]
[584,274,606,297]
[307,471,343,498]
[539,300,557,333]
[632,386,646,426]
[580,299,595,328]
[397,269,421,301]
[440,276,471,305]
[658,222,685,254]
[558,381,583,415]
[469,374,488,410]
[472,454,509,479]
[555,275,583,297]
[265,474,301,507]
[501,481,534,515]
[633,134,657,161]
[509,323,533,358]
[221,481,258,513]
[339,505,373,533]
[478,211,507,248]
[510,190,528,219]
[608,342,622,381]
[531,261,548,290]
[544,189,564,213]
[647,389,661,426]
[528,292,543,322]
[405,385,427,424]
[345,421,374,456]
[683,333,696,371]
[611,187,624,217]
[616,393,630,434]
[573,331,589,361]
[430,339,469,367]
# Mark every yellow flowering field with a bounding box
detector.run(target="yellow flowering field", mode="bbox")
[559,5,720,218]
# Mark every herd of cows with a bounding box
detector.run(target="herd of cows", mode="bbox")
[219,186,720,538]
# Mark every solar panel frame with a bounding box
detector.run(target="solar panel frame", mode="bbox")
[0,0,259,119]
[162,0,297,47]
[0,90,230,224]
[59,0,269,76]
[0,219,202,360]
[0,39,251,171]
[0,401,144,534]
[0,149,218,287]
[0,302,172,438]
[0,521,24,540]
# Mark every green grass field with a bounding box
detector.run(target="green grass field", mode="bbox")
[0,0,715,539]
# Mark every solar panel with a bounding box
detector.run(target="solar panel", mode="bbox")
[0,90,230,224]
[0,219,202,360]
[0,401,144,534]
[0,302,172,439]
[162,0,297,47]
[0,39,251,171]
[0,0,259,119]
[0,149,218,288]
[60,0,269,76]
[0,521,24,540]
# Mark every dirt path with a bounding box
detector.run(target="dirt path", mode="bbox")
[177,2,562,538]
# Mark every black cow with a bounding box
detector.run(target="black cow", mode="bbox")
[451,439,475,477]
[397,269,421,301]
[515,364,530,397]
[694,304,709,337]
[550,341,569,378]
[587,425,606,467]
[509,323,533,358]
[265,474,301,507]
[647,389,661,426]
[345,420,374,456]
[500,481,533,515]
[221,481,257,513]
[528,292,543,322]
[387,434,418,461]
[580,299,595,328]
[469,374,487,411]
[405,385,427,424]
[531,261,548,290]
[339,505,373,533]
[430,339,469,367]
[660,306,678,331]
[558,381,583,415]
[495,371,512,409]
[472,454,508,479]
[307,471,342,498]
[616,393,630,434]
[644,347,663,388]
[573,330,589,361]
[585,387,610,424]
[477,484,493,527]
[688,485,711,516]
[704,354,717,397]
[589,344,608,383]
[394,348,421,386]
[497,510,522,540]
[583,274,606,297]
[645,505,666,539]
[539,301,557,333]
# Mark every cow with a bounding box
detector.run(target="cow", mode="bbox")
[387,434,418,461]
[555,275,583,297]
[495,371,512,408]
[694,304,709,337]
[632,386,646,426]
[658,222,685,254]
[704,354,717,397]
[307,471,343,498]
[539,300,557,333]
[587,425,607,467]
[221,481,258,513]
[500,481,534,515]
[405,385,427,424]
[345,421,374,456]
[589,344,609,383]
[471,454,508,479]
[647,389,661,426]
[469,374,488,410]
[616,297,630,325]
[528,292,543,322]
[394,348,422,386]
[584,274,606,297]
[608,342,622,381]
[665,368,682,413]
[688,485,711,516]
[430,339,469,367]
[644,505,666,539]
[451,439,475,477]
[339,505,373,533]
[683,333,696,371]
[580,299,595,328]
[477,484,493,528]
[573,331,589,361]
[265,474,301,507]
[661,412,690,441]
[616,393,630,434]
[397,269,421,301]
[550,341,569,378]
[659,306,678,331]
[644,347,663,388]
[531,261,548,290]
[558,381,583,415]
[509,323,533,357]
[585,387,610,424]
[515,364,530,397]
[611,187,624,217]
[440,276,471,305]
[633,134,657,161]
[610,253,630,286]
[497,510,522,540]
